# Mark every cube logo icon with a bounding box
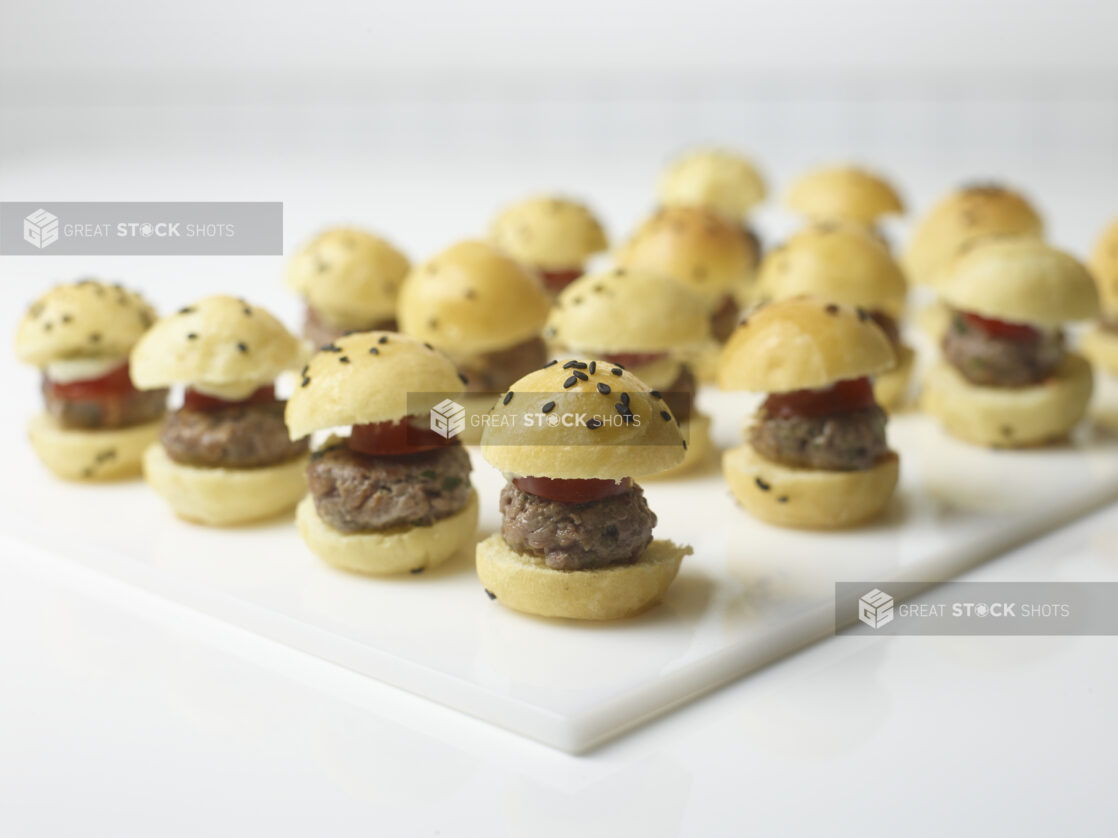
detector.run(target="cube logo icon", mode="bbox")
[858,588,894,629]
[430,398,466,440]
[24,209,60,249]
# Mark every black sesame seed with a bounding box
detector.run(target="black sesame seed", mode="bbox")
[825,304,839,315]
[650,390,662,399]
[586,417,603,429]
[321,343,341,352]
[563,375,578,389]
[187,332,198,340]
[856,307,869,322]
[543,359,558,368]
[573,370,588,381]
[611,367,623,376]
[338,356,350,364]
[458,373,469,385]
[563,360,588,370]
[660,410,671,421]
[243,306,252,316]
[596,382,611,395]
[682,440,688,450]
[588,361,596,374]
[541,400,556,413]
[61,314,72,324]
[88,332,100,342]
[614,362,626,370]
[300,365,309,376]
[755,477,771,491]
[424,343,433,350]
[410,567,425,575]
[620,392,630,404]
[428,317,438,329]
[178,306,195,315]
[237,342,248,353]
[378,335,389,344]
[503,392,514,405]
[1001,425,1014,437]
[369,346,379,355]
[301,377,310,387]
[777,496,789,503]
[484,589,497,600]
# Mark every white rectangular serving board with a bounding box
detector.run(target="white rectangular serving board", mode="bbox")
[2,386,1117,753]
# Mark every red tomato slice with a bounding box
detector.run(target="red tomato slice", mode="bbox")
[182,384,276,412]
[960,311,1039,341]
[513,475,633,504]
[540,268,583,293]
[763,377,876,420]
[601,351,667,369]
[347,419,449,456]
[47,362,135,401]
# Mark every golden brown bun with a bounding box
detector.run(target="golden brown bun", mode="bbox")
[756,224,908,319]
[718,298,896,393]
[904,183,1044,286]
[475,533,690,620]
[480,362,686,479]
[1081,327,1118,377]
[296,491,478,575]
[785,166,904,225]
[723,443,899,529]
[130,296,304,389]
[616,207,757,310]
[621,355,684,390]
[142,444,307,525]
[285,331,464,439]
[920,354,1093,447]
[397,240,550,354]
[285,228,409,327]
[16,279,157,367]
[873,343,916,411]
[1089,217,1118,315]
[547,268,710,353]
[27,414,160,481]
[489,196,607,270]
[938,237,1099,326]
[644,414,711,479]
[657,148,766,219]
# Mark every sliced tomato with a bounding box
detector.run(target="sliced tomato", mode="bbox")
[182,384,276,412]
[347,419,449,456]
[601,351,667,369]
[763,376,876,420]
[513,475,632,504]
[540,268,583,293]
[46,362,135,401]
[960,311,1039,341]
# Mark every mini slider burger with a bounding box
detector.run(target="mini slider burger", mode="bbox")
[920,237,1099,447]
[1081,218,1118,390]
[130,296,309,525]
[755,223,914,410]
[15,279,165,481]
[547,267,712,473]
[397,239,550,401]
[476,361,692,620]
[718,298,900,529]
[285,227,410,346]
[657,147,766,227]
[285,332,478,575]
[489,195,608,296]
[785,165,904,233]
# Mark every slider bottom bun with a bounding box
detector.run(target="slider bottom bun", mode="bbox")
[475,533,691,621]
[296,490,478,575]
[723,443,899,529]
[143,444,308,526]
[646,413,711,479]
[873,344,916,411]
[1081,327,1118,377]
[28,413,161,481]
[920,353,1093,447]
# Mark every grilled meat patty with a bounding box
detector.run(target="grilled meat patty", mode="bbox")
[42,379,167,431]
[307,443,472,533]
[161,401,308,469]
[303,306,397,349]
[659,366,695,423]
[750,405,888,471]
[710,296,741,343]
[942,311,1063,387]
[499,482,656,571]
[459,336,549,393]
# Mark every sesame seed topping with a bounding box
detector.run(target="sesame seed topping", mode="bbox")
[596,382,611,395]
[856,307,869,322]
[586,417,603,429]
[321,343,341,352]
[682,440,688,450]
[563,375,578,389]
[178,306,195,315]
[611,367,622,376]
[620,392,630,404]
[660,410,671,421]
[428,318,438,329]
[243,306,252,316]
[187,332,198,340]
[825,304,839,315]
[300,365,308,376]
[543,360,558,368]
[458,373,469,385]
[339,356,350,364]
[541,400,556,413]
[755,477,771,491]
[61,314,72,324]
[484,589,497,601]
[301,377,310,387]
[88,332,100,342]
[562,360,588,370]
[650,390,662,399]
[588,361,596,374]
[237,342,248,353]
[777,496,789,503]
[410,567,424,574]
[503,392,514,405]
[369,346,379,355]
[573,370,588,381]
[378,335,389,344]
[423,343,433,350]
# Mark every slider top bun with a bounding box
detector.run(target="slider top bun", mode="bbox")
[1089,217,1118,315]
[285,228,409,325]
[285,331,464,440]
[938,237,1099,327]
[481,362,686,480]
[718,298,896,393]
[16,279,157,367]
[657,148,766,219]
[547,268,710,353]
[616,207,757,310]
[489,195,607,270]
[397,240,550,355]
[130,295,304,389]
[756,224,908,319]
[905,183,1044,285]
[785,166,904,225]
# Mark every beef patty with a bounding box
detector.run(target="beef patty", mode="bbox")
[307,443,472,533]
[499,482,656,571]
[750,405,888,471]
[942,311,1063,387]
[710,296,741,343]
[659,366,695,423]
[42,378,167,431]
[459,336,549,393]
[161,401,308,469]
[303,306,396,349]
